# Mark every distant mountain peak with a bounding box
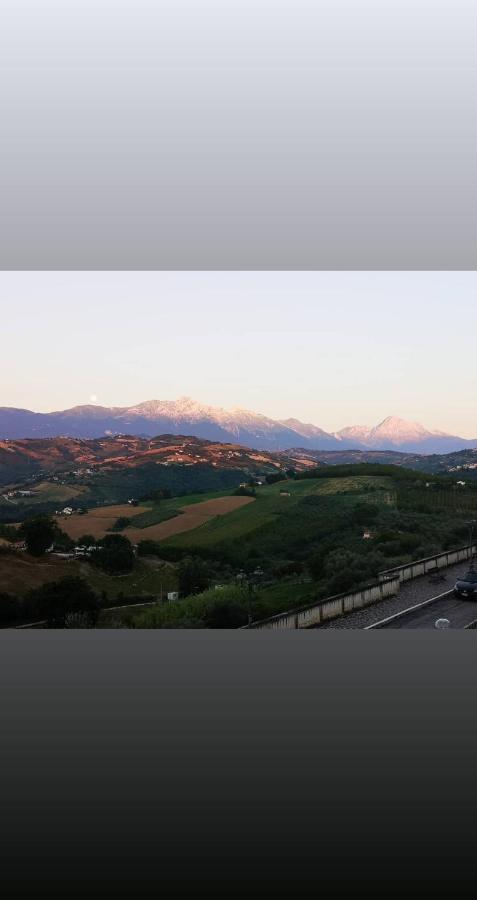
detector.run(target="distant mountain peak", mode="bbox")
[0,399,475,454]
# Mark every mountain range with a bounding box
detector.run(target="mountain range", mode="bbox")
[0,397,476,454]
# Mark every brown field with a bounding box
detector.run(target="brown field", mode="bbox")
[0,552,80,595]
[55,504,150,540]
[127,495,255,542]
[56,496,255,543]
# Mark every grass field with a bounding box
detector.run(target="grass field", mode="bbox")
[77,558,177,601]
[0,548,177,603]
[0,551,81,595]
[164,476,395,551]
[0,482,88,508]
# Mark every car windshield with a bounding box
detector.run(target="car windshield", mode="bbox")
[460,570,477,584]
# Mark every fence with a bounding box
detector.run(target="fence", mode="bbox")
[247,542,476,630]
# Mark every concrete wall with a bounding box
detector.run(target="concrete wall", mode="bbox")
[248,575,400,630]
[378,544,477,585]
[248,543,476,631]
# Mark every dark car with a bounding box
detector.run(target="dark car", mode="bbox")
[454,568,477,599]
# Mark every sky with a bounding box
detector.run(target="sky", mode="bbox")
[0,271,476,437]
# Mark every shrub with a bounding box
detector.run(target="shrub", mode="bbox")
[137,539,162,557]
[25,577,100,628]
[19,516,57,556]
[92,534,136,574]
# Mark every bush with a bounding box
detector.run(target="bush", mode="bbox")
[76,534,97,548]
[19,516,57,556]
[135,586,247,629]
[352,503,379,525]
[233,486,256,497]
[25,577,100,628]
[137,539,162,557]
[0,593,21,627]
[202,598,248,628]
[0,524,18,543]
[92,534,136,574]
[178,556,210,596]
[110,516,131,532]
[265,472,286,485]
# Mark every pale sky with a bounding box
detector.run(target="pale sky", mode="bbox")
[0,271,476,437]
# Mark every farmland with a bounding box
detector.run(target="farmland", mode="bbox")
[55,494,256,542]
[163,475,395,555]
[3,463,477,629]
[54,504,151,540]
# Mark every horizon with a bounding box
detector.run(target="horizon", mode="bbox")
[1,271,476,437]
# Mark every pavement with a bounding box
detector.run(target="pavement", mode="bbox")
[319,559,476,629]
[372,591,477,628]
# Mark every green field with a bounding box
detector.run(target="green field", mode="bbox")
[127,490,234,529]
[163,476,395,554]
[78,558,177,601]
[0,550,177,604]
[3,464,476,629]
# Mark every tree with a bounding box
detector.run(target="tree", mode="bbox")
[0,593,20,627]
[137,539,162,557]
[110,516,131,532]
[77,534,97,548]
[52,528,75,552]
[26,577,100,628]
[178,556,210,597]
[352,502,379,525]
[203,598,248,628]
[265,472,285,485]
[19,516,56,556]
[93,534,135,574]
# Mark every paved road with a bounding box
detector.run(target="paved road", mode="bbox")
[320,559,476,629]
[371,591,477,629]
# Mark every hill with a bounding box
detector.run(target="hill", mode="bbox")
[0,435,320,523]
[3,462,477,628]
[0,434,308,488]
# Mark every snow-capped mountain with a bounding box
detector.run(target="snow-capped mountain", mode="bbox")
[0,401,475,454]
[336,416,474,453]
